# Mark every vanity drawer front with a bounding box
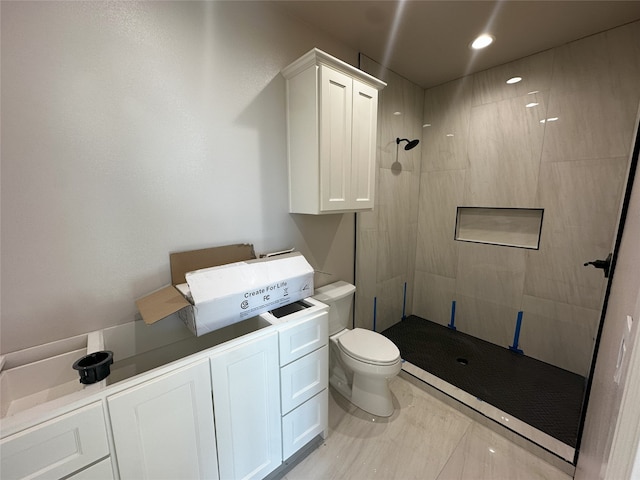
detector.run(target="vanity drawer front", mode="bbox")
[280,346,328,414]
[282,389,328,460]
[278,310,328,366]
[1,402,109,479]
[68,457,114,479]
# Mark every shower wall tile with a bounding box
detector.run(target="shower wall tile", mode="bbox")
[524,157,628,309]
[355,291,374,331]
[355,228,377,298]
[455,294,519,349]
[355,228,376,328]
[455,242,526,310]
[357,55,423,334]
[520,295,599,376]
[404,222,418,316]
[465,92,548,207]
[362,55,424,173]
[537,157,628,236]
[542,24,640,163]
[415,169,465,277]
[606,21,640,132]
[356,208,378,231]
[548,31,608,94]
[374,275,409,333]
[423,76,473,172]
[541,89,631,163]
[471,49,555,107]
[524,231,607,311]
[376,168,418,282]
[412,270,456,327]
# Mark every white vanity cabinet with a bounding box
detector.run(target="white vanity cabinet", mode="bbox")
[1,312,329,480]
[210,330,282,480]
[282,48,386,214]
[108,358,218,480]
[276,309,329,460]
[0,402,111,479]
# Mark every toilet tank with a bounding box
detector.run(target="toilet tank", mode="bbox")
[312,281,356,336]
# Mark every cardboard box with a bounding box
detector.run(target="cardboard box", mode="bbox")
[136,244,314,336]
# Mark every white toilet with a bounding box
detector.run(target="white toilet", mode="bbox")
[313,281,402,417]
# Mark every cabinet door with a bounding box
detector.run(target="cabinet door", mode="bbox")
[351,79,378,210]
[1,402,109,480]
[210,331,281,480]
[108,359,218,480]
[319,65,353,212]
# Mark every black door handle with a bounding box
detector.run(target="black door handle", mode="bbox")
[584,253,612,278]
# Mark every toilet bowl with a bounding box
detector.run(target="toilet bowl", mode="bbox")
[313,281,402,417]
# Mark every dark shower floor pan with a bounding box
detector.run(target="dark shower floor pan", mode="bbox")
[381,315,585,448]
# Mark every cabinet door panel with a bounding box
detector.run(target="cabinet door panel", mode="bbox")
[210,332,281,480]
[108,359,218,480]
[319,65,353,212]
[351,79,378,209]
[0,402,109,480]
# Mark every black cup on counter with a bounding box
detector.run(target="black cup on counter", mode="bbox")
[72,350,114,384]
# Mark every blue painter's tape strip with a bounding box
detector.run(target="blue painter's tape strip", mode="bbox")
[509,311,524,354]
[448,300,457,330]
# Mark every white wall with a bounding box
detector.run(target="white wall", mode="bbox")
[0,1,356,353]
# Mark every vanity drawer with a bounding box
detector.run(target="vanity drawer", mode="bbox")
[69,457,114,479]
[278,310,328,366]
[280,345,328,414]
[1,402,109,479]
[282,389,328,460]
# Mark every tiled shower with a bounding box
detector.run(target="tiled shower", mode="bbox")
[355,18,640,424]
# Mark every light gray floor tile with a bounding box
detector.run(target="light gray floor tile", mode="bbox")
[285,375,572,480]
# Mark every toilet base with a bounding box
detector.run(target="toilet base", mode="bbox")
[351,373,394,417]
[330,372,395,417]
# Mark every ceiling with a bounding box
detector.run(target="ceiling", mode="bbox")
[271,0,640,88]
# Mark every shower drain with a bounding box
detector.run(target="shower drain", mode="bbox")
[456,357,469,366]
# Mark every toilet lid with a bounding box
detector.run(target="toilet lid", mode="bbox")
[338,328,400,366]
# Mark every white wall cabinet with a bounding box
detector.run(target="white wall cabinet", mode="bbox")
[282,48,386,214]
[210,331,282,480]
[0,402,110,480]
[108,358,218,480]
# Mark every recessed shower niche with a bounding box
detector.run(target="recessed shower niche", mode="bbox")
[454,207,544,249]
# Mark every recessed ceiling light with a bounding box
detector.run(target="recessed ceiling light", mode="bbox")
[471,33,494,50]
[423,123,432,128]
[506,76,522,84]
[393,111,402,116]
[525,102,539,108]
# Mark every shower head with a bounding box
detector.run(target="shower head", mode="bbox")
[396,137,420,150]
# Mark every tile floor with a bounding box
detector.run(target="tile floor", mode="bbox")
[284,372,573,480]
